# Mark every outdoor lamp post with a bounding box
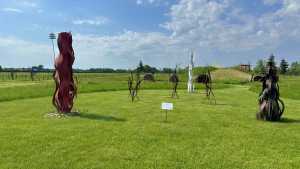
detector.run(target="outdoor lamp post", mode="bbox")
[48,32,56,63]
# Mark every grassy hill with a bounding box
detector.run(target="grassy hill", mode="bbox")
[211,68,251,83]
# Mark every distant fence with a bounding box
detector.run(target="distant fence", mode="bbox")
[0,72,129,81]
[0,72,53,81]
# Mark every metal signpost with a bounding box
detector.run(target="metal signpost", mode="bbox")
[161,102,173,122]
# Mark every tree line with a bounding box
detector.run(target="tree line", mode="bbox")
[253,57,300,75]
[0,62,179,74]
[1,58,299,75]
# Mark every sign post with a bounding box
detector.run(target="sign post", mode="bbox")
[161,102,173,122]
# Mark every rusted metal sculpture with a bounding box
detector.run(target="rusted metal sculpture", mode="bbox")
[10,72,15,80]
[144,73,155,82]
[169,67,179,98]
[254,55,284,121]
[128,71,143,102]
[52,32,77,113]
[195,69,216,104]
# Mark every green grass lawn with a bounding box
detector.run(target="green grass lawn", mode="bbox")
[0,85,299,169]
[0,74,231,102]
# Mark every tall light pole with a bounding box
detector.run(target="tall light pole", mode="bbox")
[48,33,56,65]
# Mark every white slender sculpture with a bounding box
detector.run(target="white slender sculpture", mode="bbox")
[187,52,194,93]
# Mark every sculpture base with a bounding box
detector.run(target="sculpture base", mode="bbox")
[46,111,80,118]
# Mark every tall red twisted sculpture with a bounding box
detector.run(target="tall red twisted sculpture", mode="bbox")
[52,32,77,113]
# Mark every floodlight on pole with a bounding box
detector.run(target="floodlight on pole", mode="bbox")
[48,32,56,65]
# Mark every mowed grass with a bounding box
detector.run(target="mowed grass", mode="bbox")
[0,73,231,102]
[212,68,251,84]
[0,86,300,169]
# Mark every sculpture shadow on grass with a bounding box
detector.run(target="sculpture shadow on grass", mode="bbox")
[277,118,300,124]
[78,113,126,122]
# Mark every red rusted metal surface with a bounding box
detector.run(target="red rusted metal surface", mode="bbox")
[52,32,77,113]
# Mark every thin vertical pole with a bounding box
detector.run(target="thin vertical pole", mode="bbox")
[165,110,168,122]
[51,39,56,65]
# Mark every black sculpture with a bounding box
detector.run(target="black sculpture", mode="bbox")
[144,73,155,82]
[195,69,216,104]
[128,71,143,102]
[169,66,179,98]
[254,55,285,121]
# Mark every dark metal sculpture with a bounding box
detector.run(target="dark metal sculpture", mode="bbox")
[30,67,37,81]
[52,32,77,113]
[10,72,15,80]
[254,55,284,121]
[144,73,155,82]
[195,69,216,104]
[169,67,179,98]
[128,71,143,102]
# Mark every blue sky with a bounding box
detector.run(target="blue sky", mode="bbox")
[0,0,171,41]
[0,0,300,69]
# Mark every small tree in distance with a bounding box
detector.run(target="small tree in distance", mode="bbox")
[254,59,266,74]
[137,60,144,73]
[289,62,300,75]
[279,59,289,74]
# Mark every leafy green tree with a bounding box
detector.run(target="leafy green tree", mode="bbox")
[37,65,44,70]
[279,59,289,74]
[162,68,173,73]
[289,62,300,75]
[254,59,266,74]
[143,65,158,74]
[0,65,2,72]
[136,60,144,73]
[268,55,275,65]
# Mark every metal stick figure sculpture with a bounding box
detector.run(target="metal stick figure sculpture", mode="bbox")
[52,32,77,113]
[128,71,143,102]
[195,68,216,104]
[254,55,284,121]
[30,67,36,81]
[169,66,179,98]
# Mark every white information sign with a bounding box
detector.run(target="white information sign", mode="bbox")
[161,103,173,110]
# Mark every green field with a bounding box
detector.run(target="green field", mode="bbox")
[0,70,299,169]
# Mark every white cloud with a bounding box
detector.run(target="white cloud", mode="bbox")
[22,1,38,8]
[136,0,143,5]
[80,0,300,68]
[282,0,300,14]
[72,31,184,69]
[0,32,181,69]
[2,0,300,68]
[162,0,300,52]
[263,0,300,13]
[2,1,43,14]
[1,8,23,13]
[136,0,169,6]
[263,0,280,5]
[73,17,109,26]
[0,36,52,68]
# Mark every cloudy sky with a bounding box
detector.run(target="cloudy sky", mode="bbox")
[0,0,300,69]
